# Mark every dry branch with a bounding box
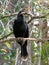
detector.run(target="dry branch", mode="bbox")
[0,37,49,43]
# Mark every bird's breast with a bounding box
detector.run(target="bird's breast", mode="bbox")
[13,24,26,37]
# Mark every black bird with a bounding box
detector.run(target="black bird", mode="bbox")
[13,10,29,61]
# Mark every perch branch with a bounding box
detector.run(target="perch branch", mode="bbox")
[0,37,49,43]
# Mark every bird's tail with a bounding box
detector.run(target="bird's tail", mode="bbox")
[21,41,28,61]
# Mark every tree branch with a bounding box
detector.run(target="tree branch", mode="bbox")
[1,13,18,18]
[0,37,49,43]
[28,13,49,23]
[1,12,49,19]
[0,32,13,40]
[1,12,49,23]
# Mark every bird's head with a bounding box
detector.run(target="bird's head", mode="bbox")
[17,10,25,20]
[17,7,30,22]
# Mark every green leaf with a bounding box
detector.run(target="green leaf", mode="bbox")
[5,42,11,49]
[3,55,9,60]
[32,2,35,6]
[10,50,16,58]
[2,18,8,22]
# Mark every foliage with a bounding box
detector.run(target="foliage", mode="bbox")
[41,41,49,65]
